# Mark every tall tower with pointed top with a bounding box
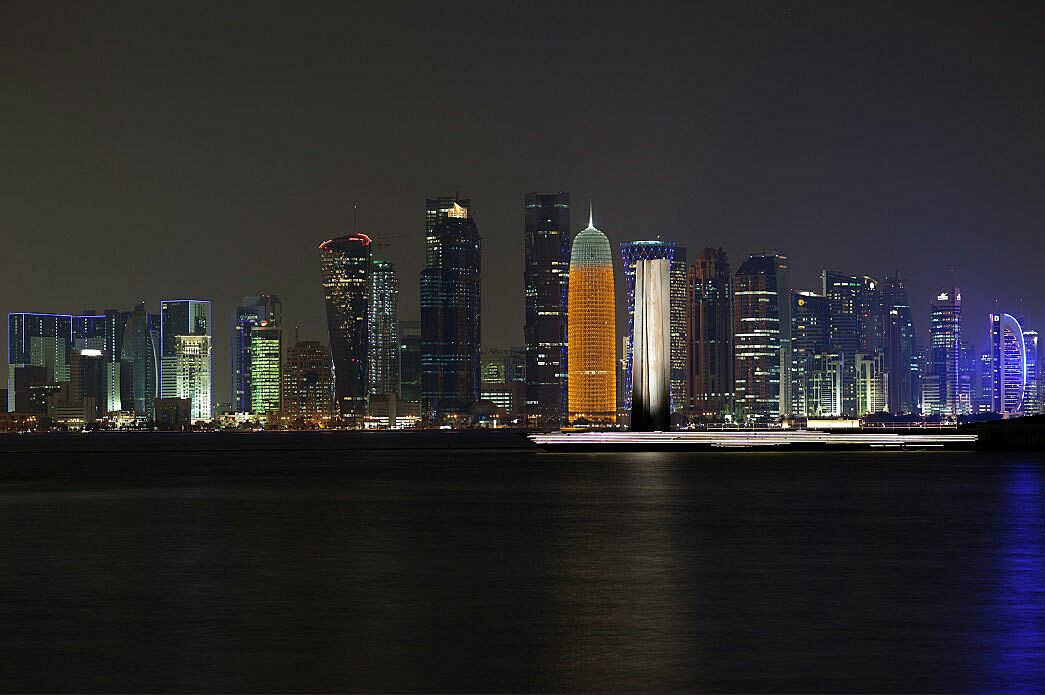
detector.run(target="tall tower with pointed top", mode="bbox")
[566,211,616,424]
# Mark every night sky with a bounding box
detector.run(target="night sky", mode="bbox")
[4,2,1044,403]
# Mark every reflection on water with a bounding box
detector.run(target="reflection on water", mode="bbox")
[992,463,1045,691]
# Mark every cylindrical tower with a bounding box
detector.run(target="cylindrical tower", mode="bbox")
[567,213,616,424]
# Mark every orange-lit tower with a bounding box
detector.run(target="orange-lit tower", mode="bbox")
[567,208,616,423]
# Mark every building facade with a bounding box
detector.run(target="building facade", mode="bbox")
[566,214,616,424]
[686,248,733,416]
[523,192,570,427]
[160,300,212,419]
[119,302,160,417]
[368,259,400,403]
[420,200,481,423]
[989,312,1026,415]
[283,341,334,426]
[631,258,672,431]
[8,313,72,412]
[320,234,372,420]
[733,254,791,421]
[1024,329,1041,414]
[922,288,962,416]
[232,295,282,412]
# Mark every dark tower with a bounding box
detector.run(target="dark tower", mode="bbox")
[523,192,570,428]
[320,234,372,421]
[687,247,733,416]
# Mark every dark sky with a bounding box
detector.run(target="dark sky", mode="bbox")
[4,1,1044,403]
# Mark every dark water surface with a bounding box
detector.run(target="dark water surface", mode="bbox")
[1,431,1043,693]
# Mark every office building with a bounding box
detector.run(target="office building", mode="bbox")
[320,234,372,420]
[566,212,616,424]
[368,259,400,401]
[398,320,421,403]
[686,248,733,416]
[922,288,962,416]
[249,324,282,413]
[733,254,791,421]
[806,352,844,417]
[481,347,527,417]
[283,341,334,426]
[880,273,918,414]
[232,295,282,412]
[1023,330,1041,414]
[8,313,72,412]
[790,291,831,416]
[855,352,888,415]
[989,312,1027,415]
[421,200,481,423]
[119,302,160,417]
[160,300,212,419]
[620,240,687,411]
[523,193,570,427]
[631,258,672,431]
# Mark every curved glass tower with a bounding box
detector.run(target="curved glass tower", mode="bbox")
[989,312,1026,415]
[320,233,372,420]
[566,212,616,424]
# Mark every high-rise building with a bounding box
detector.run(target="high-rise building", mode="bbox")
[989,312,1027,415]
[733,254,791,421]
[790,291,831,416]
[398,320,421,403]
[426,196,472,267]
[283,341,333,426]
[1023,330,1041,414]
[232,295,282,412]
[631,258,672,431]
[72,313,105,352]
[922,288,962,416]
[249,324,282,414]
[420,200,481,423]
[368,259,400,402]
[119,302,160,417]
[160,300,212,419]
[480,347,527,417]
[620,241,687,411]
[523,193,570,427]
[320,234,372,420]
[855,352,888,415]
[8,313,72,411]
[822,271,883,414]
[566,213,616,424]
[686,248,733,416]
[880,273,918,414]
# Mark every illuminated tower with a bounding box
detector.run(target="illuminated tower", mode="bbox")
[160,300,212,419]
[989,312,1026,415]
[631,258,671,431]
[566,211,616,424]
[368,259,400,401]
[420,200,481,423]
[232,295,281,412]
[120,302,160,417]
[922,288,962,416]
[620,240,687,411]
[1023,330,1041,414]
[320,233,372,420]
[733,254,790,421]
[523,192,570,427]
[687,248,733,415]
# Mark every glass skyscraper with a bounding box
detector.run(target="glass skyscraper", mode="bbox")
[922,288,962,416]
[733,254,791,421]
[1023,329,1041,414]
[119,302,160,417]
[368,259,400,402]
[283,341,333,426]
[232,295,282,413]
[523,192,570,427]
[420,200,481,423]
[8,313,73,412]
[686,247,733,416]
[989,312,1026,415]
[880,273,918,414]
[320,233,372,420]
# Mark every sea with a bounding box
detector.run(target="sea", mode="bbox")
[1,430,1042,693]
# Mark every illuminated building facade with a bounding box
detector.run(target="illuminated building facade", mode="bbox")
[320,233,372,420]
[283,341,333,426]
[923,288,962,416]
[790,291,831,416]
[368,259,400,401]
[733,254,791,421]
[249,324,282,414]
[8,313,72,411]
[686,247,733,415]
[120,302,160,417]
[420,200,481,422]
[566,214,616,423]
[620,240,687,411]
[1023,330,1041,414]
[806,352,844,417]
[631,258,672,431]
[989,312,1026,415]
[855,352,888,414]
[523,192,570,427]
[160,300,212,419]
[880,273,918,414]
[481,347,527,417]
[232,295,281,412]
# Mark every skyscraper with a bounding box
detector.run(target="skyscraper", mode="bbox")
[120,302,160,417]
[398,319,421,403]
[232,295,282,412]
[368,259,400,402]
[733,254,791,421]
[880,273,918,414]
[855,352,888,415]
[989,312,1026,415]
[620,240,688,411]
[249,324,282,414]
[566,213,616,424]
[922,288,962,416]
[320,233,372,420]
[420,200,481,423]
[160,300,212,419]
[686,247,733,416]
[1023,329,1041,414]
[523,192,570,427]
[8,313,72,411]
[790,291,832,416]
[283,341,333,426]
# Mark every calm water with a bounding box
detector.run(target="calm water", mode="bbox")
[1,431,1043,693]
